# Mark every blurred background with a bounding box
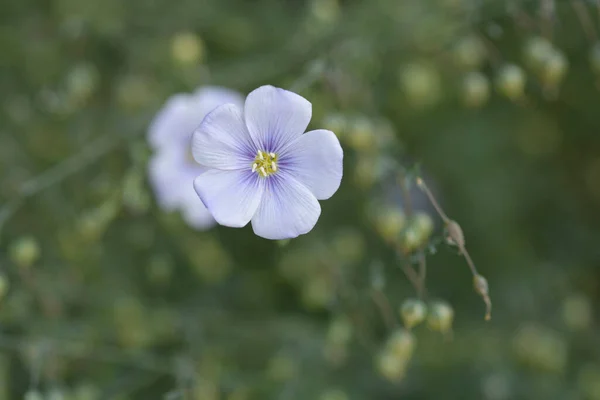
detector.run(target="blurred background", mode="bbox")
[1,0,600,398]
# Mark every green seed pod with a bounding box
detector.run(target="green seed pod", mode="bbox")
[540,49,568,87]
[461,71,490,108]
[9,236,41,268]
[66,63,99,104]
[373,207,406,244]
[347,116,376,152]
[310,0,340,24]
[427,301,454,334]
[302,276,334,310]
[399,212,434,253]
[375,350,407,383]
[512,323,568,373]
[495,64,526,101]
[386,329,416,360]
[523,36,554,71]
[400,298,427,329]
[453,35,487,69]
[171,32,205,65]
[399,62,442,110]
[445,220,465,248]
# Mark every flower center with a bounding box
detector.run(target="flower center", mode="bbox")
[252,150,278,177]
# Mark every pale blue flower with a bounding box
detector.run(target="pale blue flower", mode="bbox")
[147,86,243,229]
[192,85,343,240]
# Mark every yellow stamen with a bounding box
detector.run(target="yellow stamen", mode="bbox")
[252,150,278,177]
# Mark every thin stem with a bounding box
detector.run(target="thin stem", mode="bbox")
[0,133,125,234]
[417,251,427,299]
[416,177,449,222]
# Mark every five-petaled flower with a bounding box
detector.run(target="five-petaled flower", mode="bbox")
[192,85,344,240]
[147,86,243,230]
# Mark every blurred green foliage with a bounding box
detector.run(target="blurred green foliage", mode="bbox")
[1,0,600,398]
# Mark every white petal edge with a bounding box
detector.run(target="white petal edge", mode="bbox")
[244,85,312,153]
[194,169,264,228]
[280,129,343,200]
[192,103,258,170]
[251,173,321,240]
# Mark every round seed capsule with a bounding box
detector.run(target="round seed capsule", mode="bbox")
[171,32,205,65]
[400,298,427,329]
[462,71,490,108]
[399,62,442,110]
[453,35,487,69]
[9,236,41,268]
[523,36,554,71]
[385,329,416,360]
[375,350,407,383]
[427,301,454,334]
[495,64,526,101]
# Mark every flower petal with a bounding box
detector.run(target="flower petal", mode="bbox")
[194,169,264,228]
[244,85,312,153]
[148,94,197,150]
[192,104,257,170]
[251,173,321,240]
[192,86,244,116]
[280,129,343,200]
[181,197,216,230]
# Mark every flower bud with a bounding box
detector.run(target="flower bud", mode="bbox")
[474,274,492,321]
[445,220,465,248]
[9,236,41,268]
[495,64,526,101]
[427,301,454,334]
[453,35,487,69]
[400,298,427,329]
[461,71,490,108]
[171,32,205,65]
